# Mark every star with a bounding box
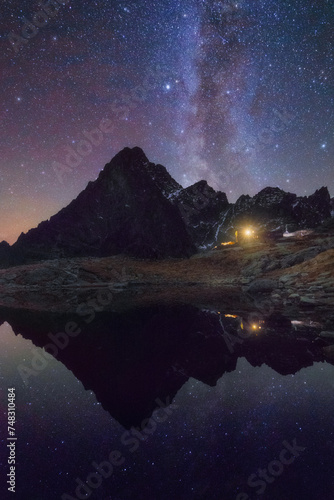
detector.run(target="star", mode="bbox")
[0,0,332,245]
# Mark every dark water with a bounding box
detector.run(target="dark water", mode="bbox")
[0,303,333,500]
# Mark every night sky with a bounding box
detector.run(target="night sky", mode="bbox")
[0,0,333,244]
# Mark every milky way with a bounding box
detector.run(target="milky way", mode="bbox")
[0,0,333,243]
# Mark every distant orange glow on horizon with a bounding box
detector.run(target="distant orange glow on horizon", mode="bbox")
[0,197,64,245]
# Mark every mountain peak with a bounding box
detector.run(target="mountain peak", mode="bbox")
[1,147,332,268]
[12,148,195,261]
[112,146,148,162]
[99,146,149,180]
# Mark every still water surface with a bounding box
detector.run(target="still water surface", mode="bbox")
[0,305,333,500]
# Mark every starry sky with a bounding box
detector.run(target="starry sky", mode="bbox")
[0,0,333,244]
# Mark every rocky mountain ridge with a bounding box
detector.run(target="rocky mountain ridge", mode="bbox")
[11,147,195,263]
[0,147,332,267]
[216,186,331,244]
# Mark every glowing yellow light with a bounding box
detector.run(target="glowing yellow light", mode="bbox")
[252,324,258,330]
[245,229,252,236]
[225,314,238,318]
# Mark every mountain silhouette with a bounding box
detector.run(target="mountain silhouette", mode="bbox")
[2,304,332,429]
[12,147,195,260]
[0,147,332,267]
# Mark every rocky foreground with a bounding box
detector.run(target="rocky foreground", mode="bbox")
[1,231,334,364]
[0,232,333,316]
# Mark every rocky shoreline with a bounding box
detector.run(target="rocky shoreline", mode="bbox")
[0,233,333,314]
[1,232,334,365]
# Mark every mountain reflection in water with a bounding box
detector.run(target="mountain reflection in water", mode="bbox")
[1,304,333,500]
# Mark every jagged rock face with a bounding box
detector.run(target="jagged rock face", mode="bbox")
[1,147,332,266]
[0,241,21,268]
[217,186,332,241]
[253,187,296,207]
[228,187,298,232]
[172,180,229,248]
[234,187,297,219]
[12,147,195,260]
[143,162,182,198]
[292,187,331,227]
[140,164,230,248]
